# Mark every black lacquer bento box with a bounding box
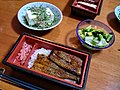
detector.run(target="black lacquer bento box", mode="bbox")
[3,33,92,90]
[70,0,103,19]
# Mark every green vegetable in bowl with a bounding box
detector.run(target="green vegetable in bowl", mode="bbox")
[78,26,113,47]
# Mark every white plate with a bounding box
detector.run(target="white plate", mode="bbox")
[115,5,120,21]
[17,2,63,31]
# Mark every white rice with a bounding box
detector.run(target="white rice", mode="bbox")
[28,48,51,68]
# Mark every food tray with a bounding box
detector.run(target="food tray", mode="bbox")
[3,32,91,90]
[70,0,103,19]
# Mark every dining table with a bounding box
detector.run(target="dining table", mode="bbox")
[0,0,120,90]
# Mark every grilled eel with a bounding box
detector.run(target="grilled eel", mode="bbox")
[31,54,78,81]
[34,54,60,70]
[49,50,83,76]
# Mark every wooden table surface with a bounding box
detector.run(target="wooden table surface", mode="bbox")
[0,0,120,90]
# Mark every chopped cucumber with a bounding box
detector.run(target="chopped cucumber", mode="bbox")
[80,34,85,40]
[87,32,93,36]
[107,34,113,42]
[78,26,113,47]
[98,34,103,41]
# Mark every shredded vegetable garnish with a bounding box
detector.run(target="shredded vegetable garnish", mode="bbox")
[23,6,59,30]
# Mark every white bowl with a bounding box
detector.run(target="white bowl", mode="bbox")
[76,19,115,50]
[17,2,63,31]
[115,5,120,22]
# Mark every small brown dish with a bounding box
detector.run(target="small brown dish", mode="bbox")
[70,0,103,19]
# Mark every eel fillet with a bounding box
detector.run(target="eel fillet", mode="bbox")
[49,50,83,75]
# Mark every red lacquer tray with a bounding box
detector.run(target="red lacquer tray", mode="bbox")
[3,32,92,90]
